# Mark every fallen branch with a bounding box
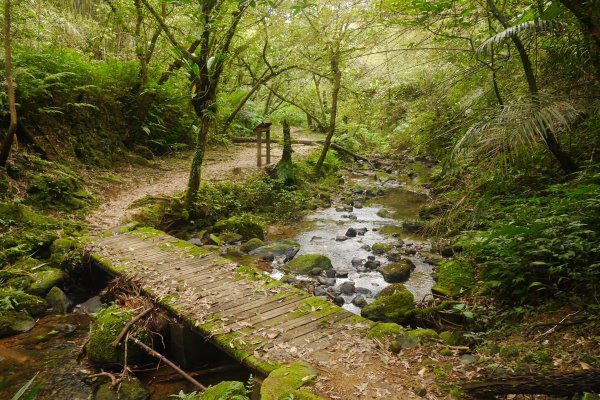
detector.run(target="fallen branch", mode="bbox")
[129,336,207,391]
[462,369,600,399]
[89,371,121,387]
[329,142,372,164]
[111,306,154,348]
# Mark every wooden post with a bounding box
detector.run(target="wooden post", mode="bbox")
[265,128,271,165]
[256,129,262,167]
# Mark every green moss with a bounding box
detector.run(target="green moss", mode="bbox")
[361,289,414,323]
[371,242,392,255]
[260,362,317,400]
[405,328,439,339]
[160,240,209,257]
[287,254,332,275]
[439,331,462,346]
[240,238,265,253]
[439,348,453,357]
[214,215,265,240]
[431,259,474,297]
[235,265,262,281]
[196,381,248,400]
[26,170,94,210]
[28,268,66,296]
[219,231,243,244]
[367,322,404,339]
[377,283,407,298]
[379,260,413,283]
[131,227,168,239]
[0,287,48,316]
[0,309,35,338]
[294,390,326,400]
[86,304,150,366]
[95,377,149,400]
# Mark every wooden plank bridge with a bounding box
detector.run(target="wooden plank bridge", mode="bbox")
[87,228,423,399]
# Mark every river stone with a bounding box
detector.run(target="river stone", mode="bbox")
[354,201,364,209]
[351,257,363,267]
[287,254,333,275]
[249,240,300,262]
[372,242,393,255]
[28,268,66,296]
[317,277,336,286]
[348,215,358,221]
[334,269,350,278]
[325,269,336,278]
[356,227,368,236]
[377,283,407,298]
[364,260,380,270]
[74,296,103,314]
[421,252,444,266]
[46,286,73,314]
[345,227,357,237]
[187,238,203,246]
[360,244,371,252]
[356,287,372,296]
[280,274,296,284]
[314,286,328,297]
[361,289,415,323]
[0,310,35,338]
[379,260,414,283]
[240,238,264,253]
[386,250,403,262]
[339,281,356,295]
[352,295,367,308]
[335,235,348,242]
[333,296,345,306]
[95,377,149,400]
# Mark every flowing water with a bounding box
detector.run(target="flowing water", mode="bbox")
[271,168,437,314]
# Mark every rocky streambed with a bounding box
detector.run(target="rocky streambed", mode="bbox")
[262,162,443,317]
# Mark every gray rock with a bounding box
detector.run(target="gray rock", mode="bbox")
[352,295,367,308]
[355,287,372,296]
[348,215,358,221]
[378,260,414,283]
[353,201,364,209]
[318,277,336,286]
[356,227,368,236]
[74,296,103,314]
[367,255,376,261]
[280,274,296,284]
[335,236,348,242]
[360,244,371,251]
[333,296,345,306]
[345,228,357,237]
[386,250,403,262]
[45,286,72,314]
[314,286,328,297]
[403,247,417,256]
[364,260,381,270]
[351,257,363,267]
[249,240,300,262]
[310,267,323,276]
[325,269,336,278]
[339,281,356,295]
[187,238,203,246]
[335,269,350,278]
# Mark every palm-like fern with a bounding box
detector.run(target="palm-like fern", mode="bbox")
[452,96,582,167]
[478,19,567,55]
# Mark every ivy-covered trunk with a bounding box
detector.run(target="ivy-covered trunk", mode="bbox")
[0,0,17,167]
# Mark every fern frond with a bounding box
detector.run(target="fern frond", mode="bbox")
[478,19,567,55]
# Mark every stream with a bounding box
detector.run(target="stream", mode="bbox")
[270,162,438,314]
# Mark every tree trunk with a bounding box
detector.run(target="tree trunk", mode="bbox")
[559,0,600,76]
[0,0,17,167]
[486,0,577,173]
[462,369,600,399]
[185,98,212,206]
[280,119,292,164]
[314,53,341,175]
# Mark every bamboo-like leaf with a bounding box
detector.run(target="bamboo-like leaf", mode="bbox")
[478,19,567,55]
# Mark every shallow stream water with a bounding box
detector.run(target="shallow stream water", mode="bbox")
[270,168,438,314]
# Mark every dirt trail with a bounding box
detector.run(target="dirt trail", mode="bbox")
[86,130,318,232]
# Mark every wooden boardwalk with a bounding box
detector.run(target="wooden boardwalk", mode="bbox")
[88,229,423,399]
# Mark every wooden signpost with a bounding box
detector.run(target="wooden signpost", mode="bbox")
[255,121,272,167]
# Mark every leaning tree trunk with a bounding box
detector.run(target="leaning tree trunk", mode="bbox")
[0,0,17,167]
[185,95,213,207]
[486,0,577,173]
[314,53,341,175]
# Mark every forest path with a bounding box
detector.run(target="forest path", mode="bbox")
[85,128,318,232]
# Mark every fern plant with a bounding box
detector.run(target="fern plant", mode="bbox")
[478,19,567,55]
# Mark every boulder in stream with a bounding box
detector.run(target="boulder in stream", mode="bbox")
[249,240,300,262]
[335,235,349,242]
[95,377,149,400]
[0,310,35,338]
[361,289,415,324]
[372,242,393,255]
[351,257,363,267]
[378,260,415,283]
[46,286,73,314]
[345,227,357,237]
[287,254,333,275]
[339,281,356,295]
[352,295,367,308]
[240,238,264,253]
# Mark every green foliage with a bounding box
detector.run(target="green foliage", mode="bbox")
[2,374,41,400]
[466,173,600,303]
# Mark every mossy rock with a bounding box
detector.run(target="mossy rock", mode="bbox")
[378,260,414,283]
[361,289,414,323]
[46,286,73,314]
[50,238,79,265]
[240,238,265,253]
[439,331,463,346]
[95,377,149,400]
[195,381,248,400]
[405,328,439,339]
[28,268,67,296]
[367,322,404,340]
[249,240,300,262]
[26,170,93,210]
[377,283,407,298]
[287,254,332,275]
[260,362,317,400]
[371,242,393,255]
[214,215,265,240]
[86,304,150,366]
[219,231,243,244]
[0,310,35,338]
[0,287,47,316]
[431,259,474,297]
